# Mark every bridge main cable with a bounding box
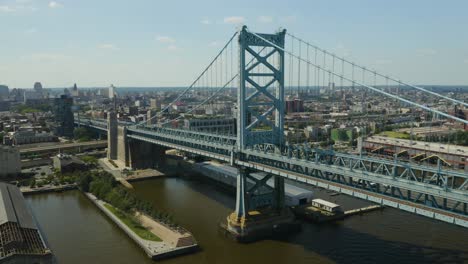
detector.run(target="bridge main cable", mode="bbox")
[248,29,468,125]
[159,74,239,126]
[136,31,239,126]
[287,32,468,108]
[158,45,270,127]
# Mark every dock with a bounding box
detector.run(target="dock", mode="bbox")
[294,203,384,223]
[118,178,134,189]
[344,205,384,216]
[125,169,167,182]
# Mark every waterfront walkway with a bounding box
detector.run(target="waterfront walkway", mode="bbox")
[85,193,198,259]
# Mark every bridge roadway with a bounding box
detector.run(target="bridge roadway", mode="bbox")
[76,118,468,228]
[19,140,107,155]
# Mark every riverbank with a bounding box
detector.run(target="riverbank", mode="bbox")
[25,178,468,264]
[85,192,198,260]
[21,183,77,195]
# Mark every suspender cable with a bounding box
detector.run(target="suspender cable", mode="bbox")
[136,31,238,126]
[249,30,468,125]
[287,33,468,108]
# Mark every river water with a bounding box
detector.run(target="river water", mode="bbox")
[26,177,468,264]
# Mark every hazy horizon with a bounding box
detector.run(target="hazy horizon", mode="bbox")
[1,0,467,87]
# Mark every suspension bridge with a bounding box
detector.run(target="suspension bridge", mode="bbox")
[75,26,468,237]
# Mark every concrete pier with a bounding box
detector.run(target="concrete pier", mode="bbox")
[220,208,300,243]
[344,205,384,216]
[85,193,198,260]
[294,204,385,223]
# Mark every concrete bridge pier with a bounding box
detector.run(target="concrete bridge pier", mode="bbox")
[222,167,299,242]
[127,139,167,169]
[107,111,167,169]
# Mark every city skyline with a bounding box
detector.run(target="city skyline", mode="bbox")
[1,0,468,87]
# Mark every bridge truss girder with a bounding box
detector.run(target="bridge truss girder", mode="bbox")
[241,148,468,218]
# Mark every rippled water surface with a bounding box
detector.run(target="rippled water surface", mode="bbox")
[26,178,468,264]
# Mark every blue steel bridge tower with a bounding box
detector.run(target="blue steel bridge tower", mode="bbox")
[237,26,286,150]
[226,27,294,241]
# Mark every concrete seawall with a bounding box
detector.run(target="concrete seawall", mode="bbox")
[84,193,198,260]
[21,184,77,195]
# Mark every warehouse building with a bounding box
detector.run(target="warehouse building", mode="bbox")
[0,146,21,178]
[0,183,54,263]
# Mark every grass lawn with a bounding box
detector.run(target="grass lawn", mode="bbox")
[379,131,410,139]
[104,204,161,242]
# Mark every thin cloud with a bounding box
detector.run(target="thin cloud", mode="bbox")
[48,1,63,8]
[156,35,175,43]
[334,43,351,57]
[464,59,468,64]
[209,41,219,47]
[0,5,15,12]
[416,48,437,56]
[21,53,71,61]
[375,59,392,65]
[201,18,211,25]
[258,16,273,23]
[24,28,38,34]
[167,45,178,51]
[280,15,297,24]
[98,44,119,51]
[224,16,245,24]
[0,1,37,13]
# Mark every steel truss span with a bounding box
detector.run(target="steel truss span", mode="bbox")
[76,118,468,228]
[74,26,468,228]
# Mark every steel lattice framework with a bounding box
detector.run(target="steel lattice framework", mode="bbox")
[75,118,468,227]
[74,26,468,228]
[238,26,286,149]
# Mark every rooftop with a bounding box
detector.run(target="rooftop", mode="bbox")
[366,136,468,157]
[0,182,53,261]
[0,183,35,229]
[312,198,341,209]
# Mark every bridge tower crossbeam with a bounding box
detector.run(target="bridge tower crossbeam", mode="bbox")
[237,26,286,150]
[226,27,297,241]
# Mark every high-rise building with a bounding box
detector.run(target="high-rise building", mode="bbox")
[147,109,157,125]
[33,82,43,92]
[71,83,79,97]
[150,98,161,110]
[98,88,109,97]
[109,84,116,99]
[0,85,8,99]
[128,106,138,116]
[285,98,304,113]
[454,105,468,131]
[52,95,75,138]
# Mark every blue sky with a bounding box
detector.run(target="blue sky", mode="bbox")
[1,0,467,88]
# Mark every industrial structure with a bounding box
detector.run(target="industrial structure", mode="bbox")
[0,183,54,263]
[0,146,21,178]
[363,136,468,171]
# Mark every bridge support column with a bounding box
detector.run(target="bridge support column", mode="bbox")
[274,175,285,210]
[128,139,167,169]
[107,111,118,160]
[222,168,299,243]
[234,167,248,221]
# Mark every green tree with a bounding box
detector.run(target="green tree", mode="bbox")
[29,179,36,188]
[81,155,98,165]
[78,173,93,192]
[74,127,94,142]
